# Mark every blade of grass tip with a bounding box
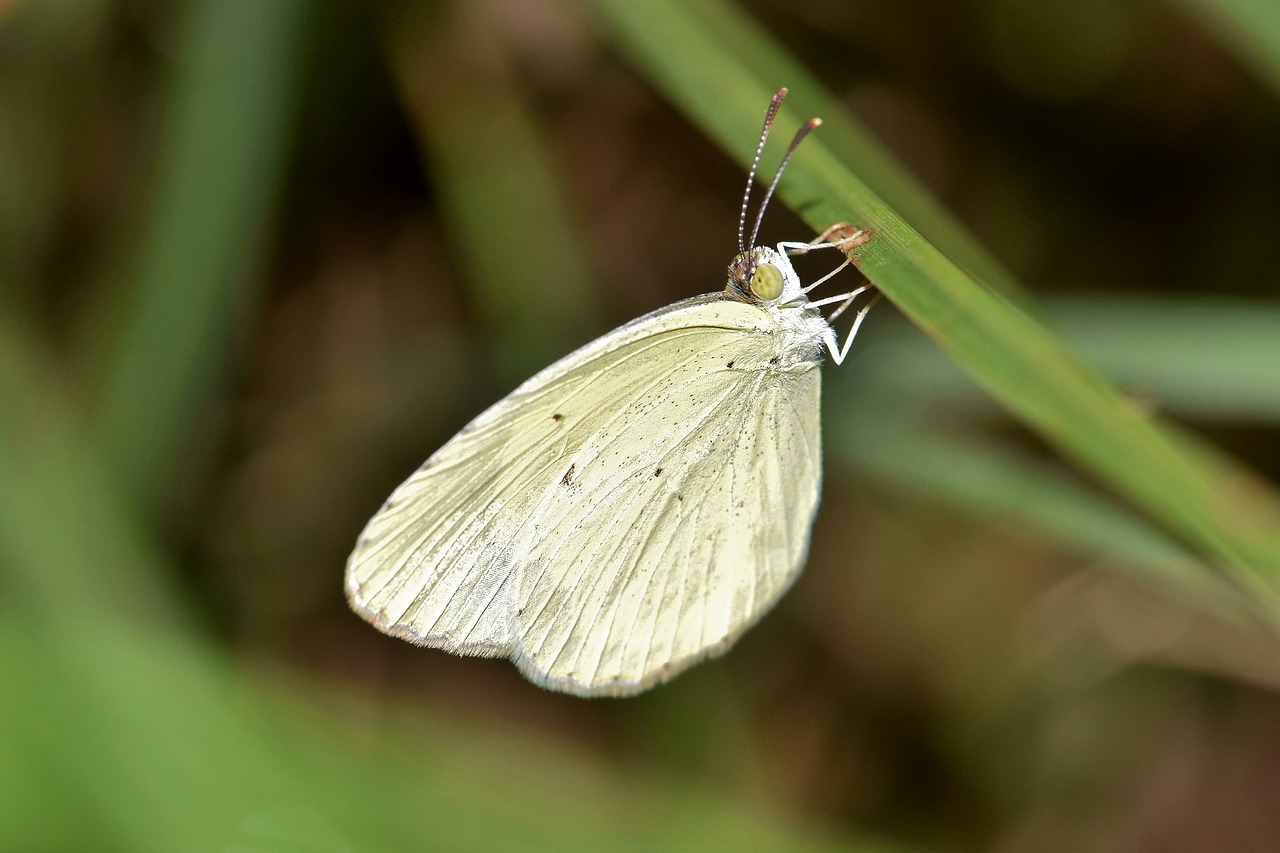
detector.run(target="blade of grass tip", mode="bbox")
[384,2,605,384]
[581,0,1031,306]
[1170,0,1280,95]
[91,0,304,509]
[584,0,1280,606]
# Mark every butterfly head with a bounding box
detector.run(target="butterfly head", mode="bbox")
[727,245,804,306]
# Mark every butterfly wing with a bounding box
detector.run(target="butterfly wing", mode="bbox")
[345,294,823,696]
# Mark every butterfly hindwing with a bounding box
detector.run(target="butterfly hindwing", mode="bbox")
[511,355,821,694]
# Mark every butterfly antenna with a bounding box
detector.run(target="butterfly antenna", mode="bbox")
[746,115,821,252]
[739,89,788,257]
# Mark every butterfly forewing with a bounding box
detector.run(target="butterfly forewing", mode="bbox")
[345,293,823,695]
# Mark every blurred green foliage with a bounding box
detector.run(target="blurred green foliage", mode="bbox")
[3,0,1280,850]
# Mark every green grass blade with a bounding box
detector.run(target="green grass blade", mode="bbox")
[1172,0,1280,94]
[1047,297,1280,422]
[0,317,185,626]
[585,0,1280,599]
[91,0,304,507]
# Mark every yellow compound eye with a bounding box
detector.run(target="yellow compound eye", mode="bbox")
[750,263,784,301]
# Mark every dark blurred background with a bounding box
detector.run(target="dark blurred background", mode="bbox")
[3,0,1280,850]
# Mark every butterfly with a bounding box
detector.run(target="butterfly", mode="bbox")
[345,88,876,696]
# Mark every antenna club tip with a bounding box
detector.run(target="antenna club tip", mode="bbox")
[808,117,823,128]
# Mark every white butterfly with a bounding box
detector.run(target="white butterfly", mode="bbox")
[345,89,876,697]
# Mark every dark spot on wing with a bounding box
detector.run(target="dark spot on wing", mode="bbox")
[675,493,683,502]
[654,467,663,477]
[561,463,575,486]
[726,360,735,369]
[552,413,564,421]
[769,356,780,365]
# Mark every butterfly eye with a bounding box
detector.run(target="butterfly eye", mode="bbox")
[750,263,784,301]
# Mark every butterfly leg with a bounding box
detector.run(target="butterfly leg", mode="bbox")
[778,224,872,295]
[782,222,870,252]
[809,286,869,312]
[778,222,871,257]
[818,290,881,366]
